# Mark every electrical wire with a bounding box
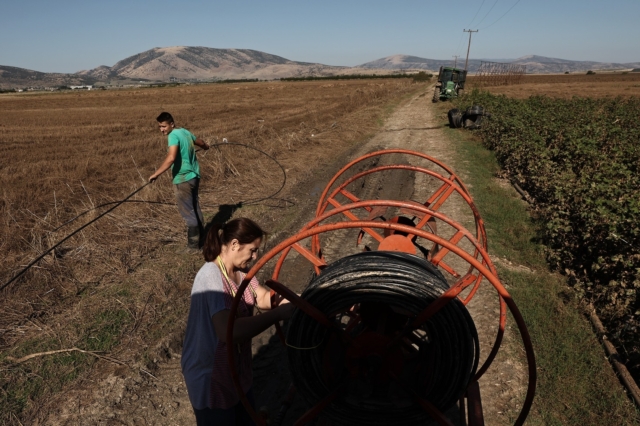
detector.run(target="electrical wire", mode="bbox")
[454,31,467,62]
[475,0,500,27]
[286,251,479,426]
[465,0,487,29]
[2,142,288,293]
[480,0,524,30]
[452,0,486,58]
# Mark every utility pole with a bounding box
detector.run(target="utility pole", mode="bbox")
[452,55,459,68]
[463,29,478,71]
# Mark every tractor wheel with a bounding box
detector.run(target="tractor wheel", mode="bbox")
[448,109,463,128]
[432,86,440,103]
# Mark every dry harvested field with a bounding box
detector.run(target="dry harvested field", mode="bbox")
[0,79,419,423]
[467,72,640,99]
[0,80,414,282]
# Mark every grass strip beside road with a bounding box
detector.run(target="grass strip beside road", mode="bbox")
[441,119,639,425]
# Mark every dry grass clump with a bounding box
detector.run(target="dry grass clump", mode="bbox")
[0,79,418,423]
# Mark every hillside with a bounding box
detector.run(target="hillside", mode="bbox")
[358,54,479,72]
[0,65,94,89]
[77,46,347,81]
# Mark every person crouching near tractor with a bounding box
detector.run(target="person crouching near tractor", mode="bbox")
[149,112,210,249]
[181,218,294,425]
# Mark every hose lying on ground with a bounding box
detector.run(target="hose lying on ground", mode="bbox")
[286,251,479,426]
[1,183,150,293]
[1,142,287,293]
[50,142,287,233]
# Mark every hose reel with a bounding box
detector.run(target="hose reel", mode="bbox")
[227,149,536,426]
[287,251,479,425]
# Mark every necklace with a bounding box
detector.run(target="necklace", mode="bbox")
[216,256,261,313]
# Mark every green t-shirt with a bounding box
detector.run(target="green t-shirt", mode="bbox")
[168,128,200,184]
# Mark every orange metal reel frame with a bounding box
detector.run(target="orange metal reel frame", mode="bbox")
[226,209,536,426]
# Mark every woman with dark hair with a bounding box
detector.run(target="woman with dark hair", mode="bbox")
[181,218,293,425]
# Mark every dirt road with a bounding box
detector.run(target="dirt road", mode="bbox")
[44,88,527,425]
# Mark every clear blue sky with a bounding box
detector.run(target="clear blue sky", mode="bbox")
[1,0,638,73]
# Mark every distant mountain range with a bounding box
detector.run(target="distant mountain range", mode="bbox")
[360,54,640,74]
[2,47,639,89]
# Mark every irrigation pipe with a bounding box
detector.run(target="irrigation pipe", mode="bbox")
[50,142,287,233]
[1,183,150,293]
[588,305,640,407]
[198,142,288,207]
[2,142,287,293]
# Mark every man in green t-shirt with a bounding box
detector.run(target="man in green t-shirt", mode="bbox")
[149,112,210,249]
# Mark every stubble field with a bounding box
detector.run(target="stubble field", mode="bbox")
[0,79,417,423]
[467,71,640,98]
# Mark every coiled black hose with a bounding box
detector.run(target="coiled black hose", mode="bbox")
[286,251,478,426]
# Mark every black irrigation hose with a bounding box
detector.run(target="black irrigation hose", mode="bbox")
[210,142,287,206]
[2,142,287,293]
[50,142,287,233]
[286,251,479,426]
[1,183,151,293]
[51,200,174,233]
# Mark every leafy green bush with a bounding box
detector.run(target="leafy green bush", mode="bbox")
[456,90,640,376]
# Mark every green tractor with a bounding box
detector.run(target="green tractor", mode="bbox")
[432,66,467,102]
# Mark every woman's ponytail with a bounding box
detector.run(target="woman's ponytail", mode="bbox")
[203,223,224,261]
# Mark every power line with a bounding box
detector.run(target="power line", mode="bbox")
[456,0,486,58]
[454,31,467,59]
[465,0,487,28]
[480,0,524,30]
[475,0,500,27]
